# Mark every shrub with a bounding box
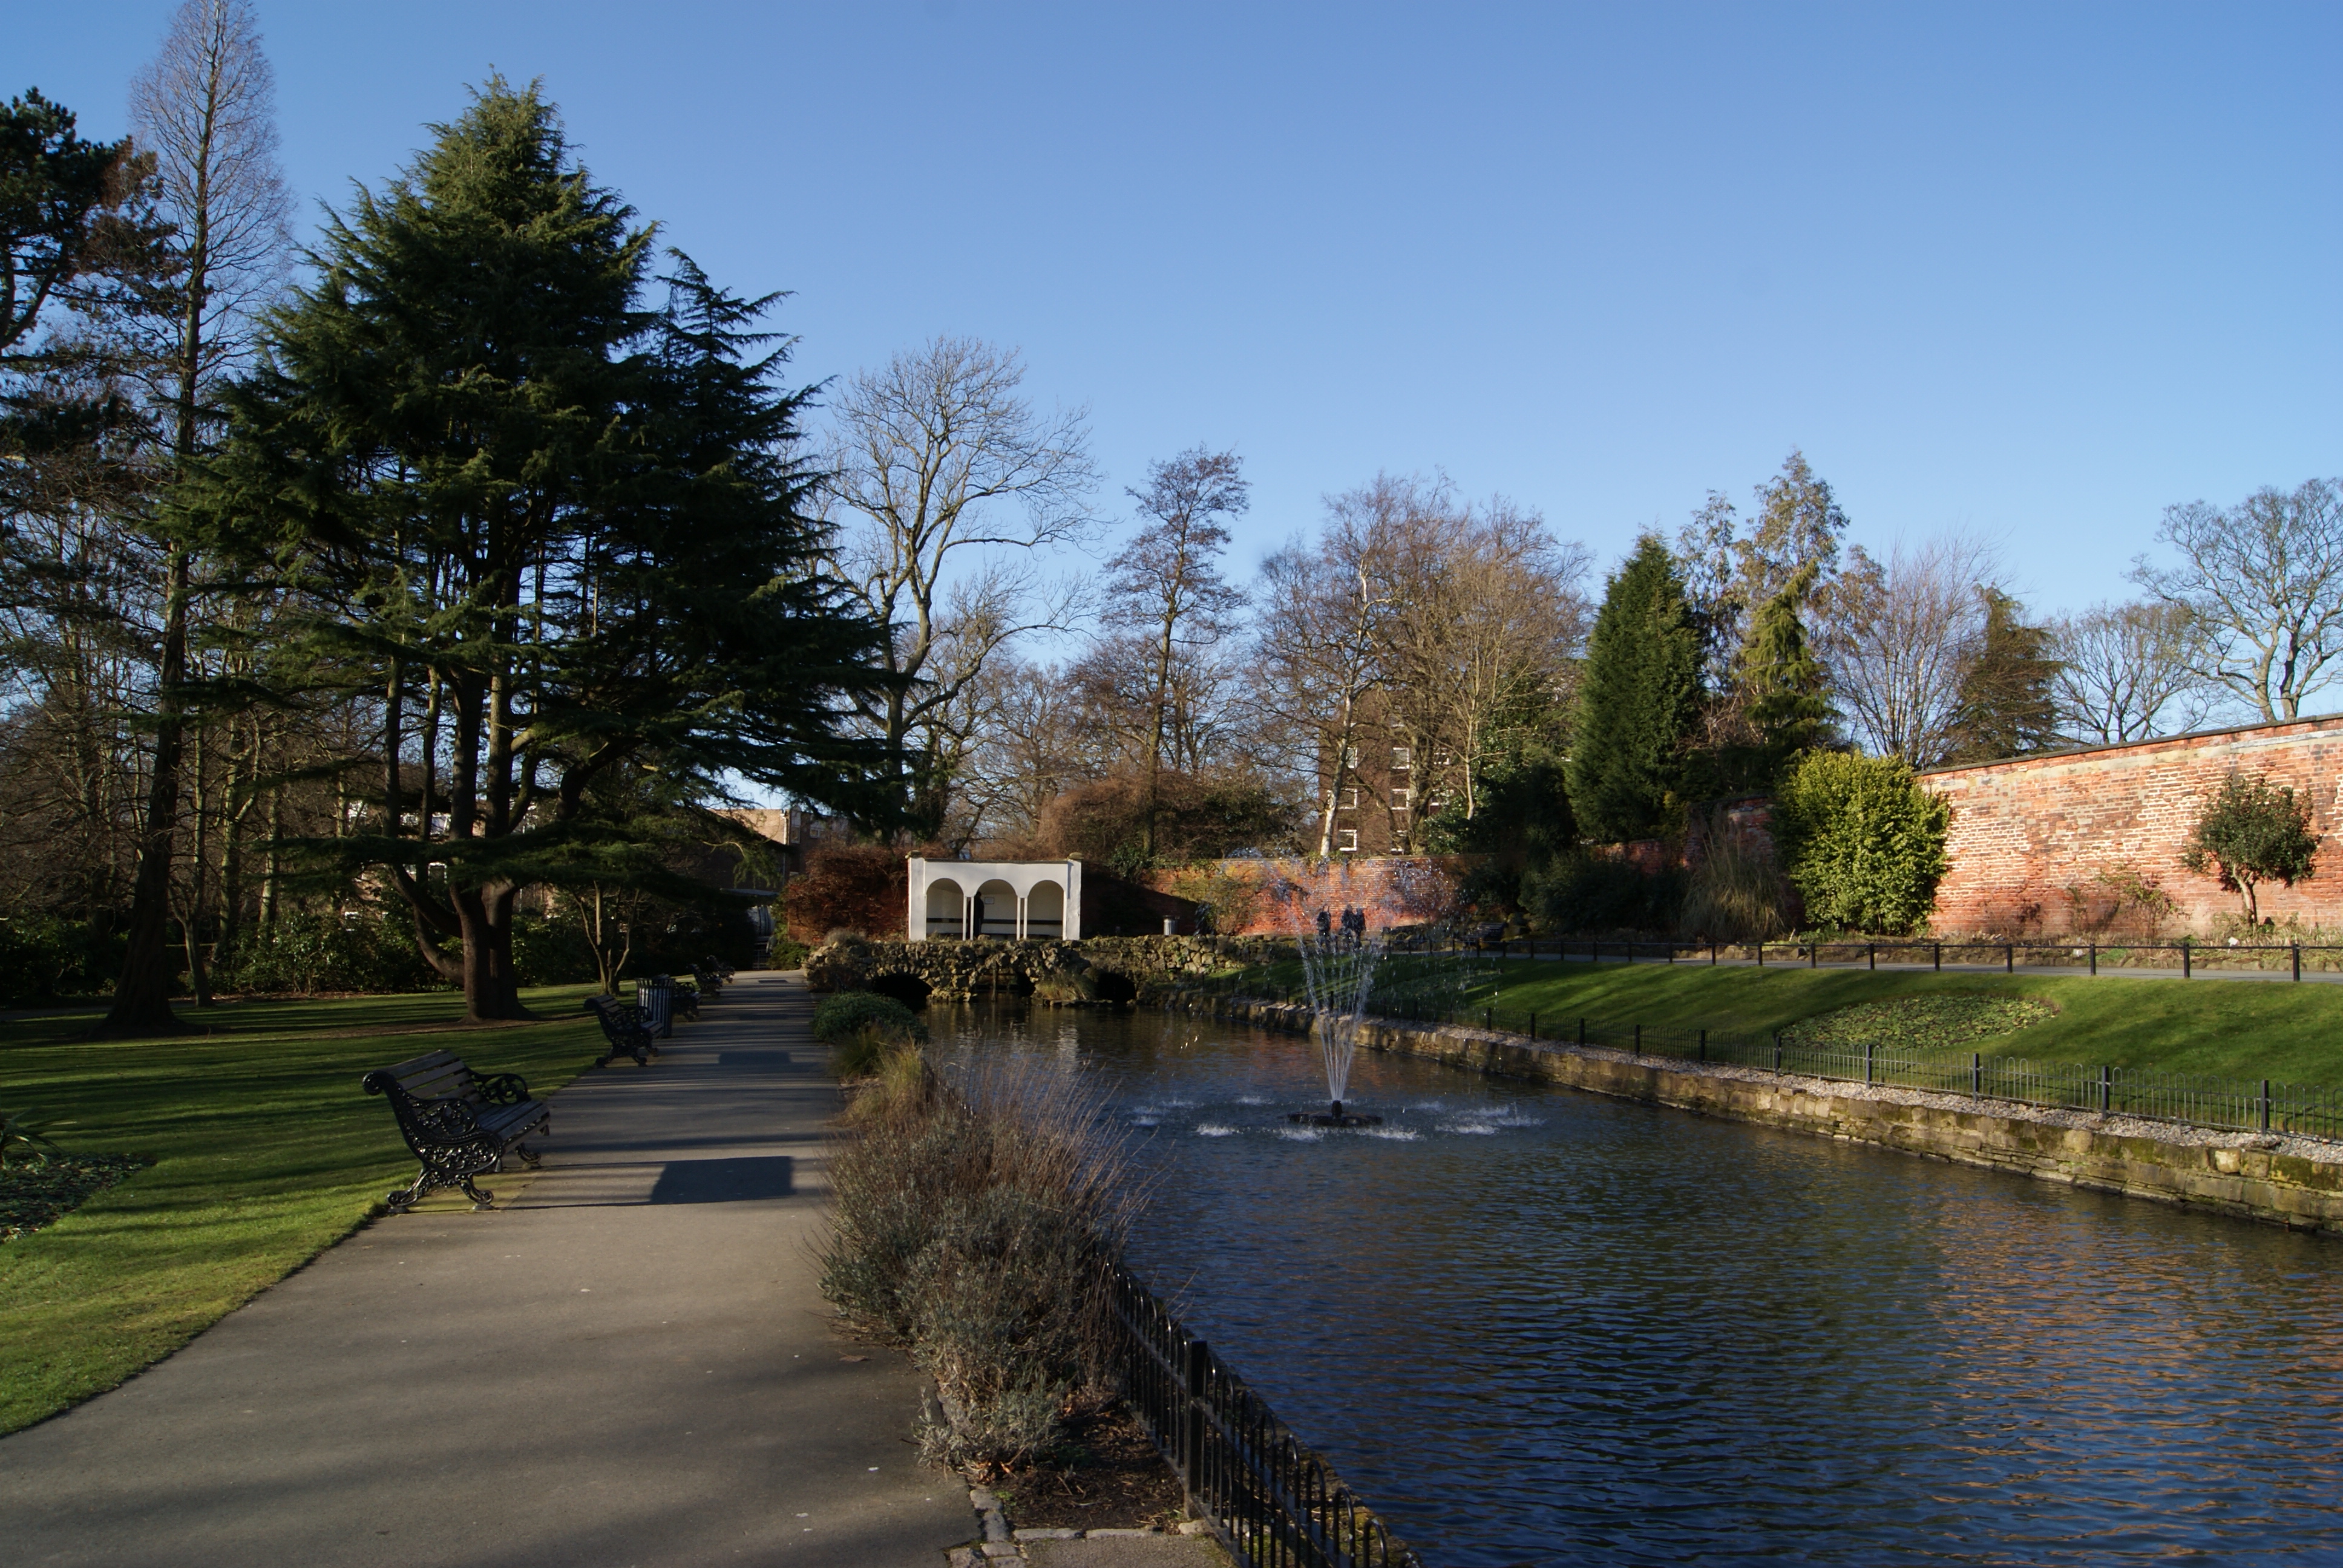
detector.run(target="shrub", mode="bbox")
[1773,751,1950,935]
[1525,852,1685,934]
[764,935,810,970]
[0,916,121,1005]
[2183,773,2318,923]
[811,990,928,1077]
[784,846,908,944]
[223,912,444,995]
[819,1053,1135,1471]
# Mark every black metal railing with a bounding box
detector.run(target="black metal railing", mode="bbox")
[1107,1258,1424,1568]
[1180,975,2343,1143]
[1356,932,2343,980]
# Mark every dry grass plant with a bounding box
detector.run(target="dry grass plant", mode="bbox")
[1677,814,1792,943]
[820,1043,1147,1474]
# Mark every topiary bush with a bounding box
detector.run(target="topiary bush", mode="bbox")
[2183,773,2318,923]
[1773,751,1950,935]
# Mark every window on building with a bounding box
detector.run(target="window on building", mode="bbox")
[1336,829,1359,853]
[1392,788,1412,810]
[1343,743,1358,768]
[1432,748,1455,767]
[1391,746,1411,771]
[1340,788,1359,810]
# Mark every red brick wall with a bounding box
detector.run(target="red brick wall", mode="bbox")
[1922,716,2343,935]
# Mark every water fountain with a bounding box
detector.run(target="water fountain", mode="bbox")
[1289,904,1385,1126]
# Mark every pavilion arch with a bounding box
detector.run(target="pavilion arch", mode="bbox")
[924,877,966,940]
[905,858,1084,942]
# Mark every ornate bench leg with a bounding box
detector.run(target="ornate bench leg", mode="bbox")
[461,1174,496,1209]
[510,1142,542,1168]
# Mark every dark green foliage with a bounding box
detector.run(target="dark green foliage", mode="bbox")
[1774,751,1951,935]
[1740,563,1831,774]
[812,990,929,1050]
[1946,587,2060,763]
[0,916,125,1005]
[2183,774,2318,921]
[220,912,445,995]
[1568,535,1704,843]
[192,80,891,1019]
[1526,852,1687,935]
[0,89,135,356]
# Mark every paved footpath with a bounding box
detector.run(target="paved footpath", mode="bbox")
[1,972,975,1567]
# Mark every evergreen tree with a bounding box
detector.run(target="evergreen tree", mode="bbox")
[195,81,890,1020]
[1947,587,2060,763]
[1567,535,1703,841]
[1738,561,1831,777]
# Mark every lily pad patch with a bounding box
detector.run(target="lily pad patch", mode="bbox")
[1,1155,149,1243]
[1783,995,2056,1053]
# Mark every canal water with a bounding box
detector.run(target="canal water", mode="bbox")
[931,1004,2343,1567]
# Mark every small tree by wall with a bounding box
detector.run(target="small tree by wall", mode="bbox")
[1774,752,1951,935]
[2182,774,2318,922]
[785,846,909,944]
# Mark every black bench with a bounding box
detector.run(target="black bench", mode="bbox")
[693,957,731,998]
[362,1050,549,1210]
[584,993,660,1065]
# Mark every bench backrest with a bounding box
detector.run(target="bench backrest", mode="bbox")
[362,1050,493,1146]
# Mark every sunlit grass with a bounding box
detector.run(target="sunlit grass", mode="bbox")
[0,985,606,1434]
[1215,955,2343,1087]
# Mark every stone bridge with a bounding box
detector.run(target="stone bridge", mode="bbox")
[801,934,1285,1005]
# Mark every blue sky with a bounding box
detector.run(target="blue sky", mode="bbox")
[18,2,2341,616]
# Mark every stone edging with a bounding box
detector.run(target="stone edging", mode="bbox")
[1165,993,2343,1236]
[949,1486,1214,1564]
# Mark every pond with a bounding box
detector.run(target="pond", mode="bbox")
[931,1003,2343,1567]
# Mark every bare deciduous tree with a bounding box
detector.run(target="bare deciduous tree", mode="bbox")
[825,337,1095,835]
[2053,600,2215,745]
[1823,534,1997,767]
[105,0,292,1031]
[2132,479,2343,723]
[1252,531,1383,857]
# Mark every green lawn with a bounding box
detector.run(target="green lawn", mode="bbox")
[0,986,608,1435]
[1222,954,2343,1088]
[1402,959,2343,1085]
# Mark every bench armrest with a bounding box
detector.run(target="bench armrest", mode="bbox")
[473,1072,531,1106]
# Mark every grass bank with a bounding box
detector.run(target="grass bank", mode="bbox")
[1418,961,2343,1085]
[0,985,605,1434]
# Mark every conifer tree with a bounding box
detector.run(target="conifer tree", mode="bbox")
[1567,535,1703,842]
[1739,561,1831,778]
[1946,587,2060,763]
[195,81,889,1021]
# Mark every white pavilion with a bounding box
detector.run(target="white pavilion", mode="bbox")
[904,857,1084,942]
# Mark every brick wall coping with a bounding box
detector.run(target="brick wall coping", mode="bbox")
[1917,709,2343,780]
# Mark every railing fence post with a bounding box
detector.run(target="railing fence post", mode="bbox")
[2263,1080,2273,1134]
[2089,942,2097,976]
[1809,942,1817,970]
[1933,941,1942,972]
[1182,1336,1208,1500]
[1772,1030,1782,1075]
[1699,1027,1707,1063]
[2293,942,2302,982]
[1578,1017,1585,1046]
[1529,1010,1537,1040]
[2183,939,2191,979]
[2005,942,2014,975]
[2100,1063,2111,1115]
[1710,941,1719,966]
[1972,1051,1981,1096]
[1865,1040,1875,1084]
[1868,941,1876,971]
[1633,1023,1641,1054]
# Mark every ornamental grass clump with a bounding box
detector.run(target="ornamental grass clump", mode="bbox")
[1678,811,1792,942]
[819,1048,1141,1472]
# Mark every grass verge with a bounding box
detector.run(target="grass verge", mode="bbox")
[0,985,606,1435]
[1397,960,2343,1084]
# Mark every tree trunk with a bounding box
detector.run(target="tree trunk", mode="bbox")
[102,542,192,1035]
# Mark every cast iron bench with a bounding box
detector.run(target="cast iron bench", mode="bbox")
[584,993,660,1065]
[362,1050,549,1211]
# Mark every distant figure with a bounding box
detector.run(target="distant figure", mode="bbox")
[1316,908,1332,938]
[1342,906,1367,938]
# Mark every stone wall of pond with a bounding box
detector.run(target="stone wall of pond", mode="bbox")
[1165,994,2343,1237]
